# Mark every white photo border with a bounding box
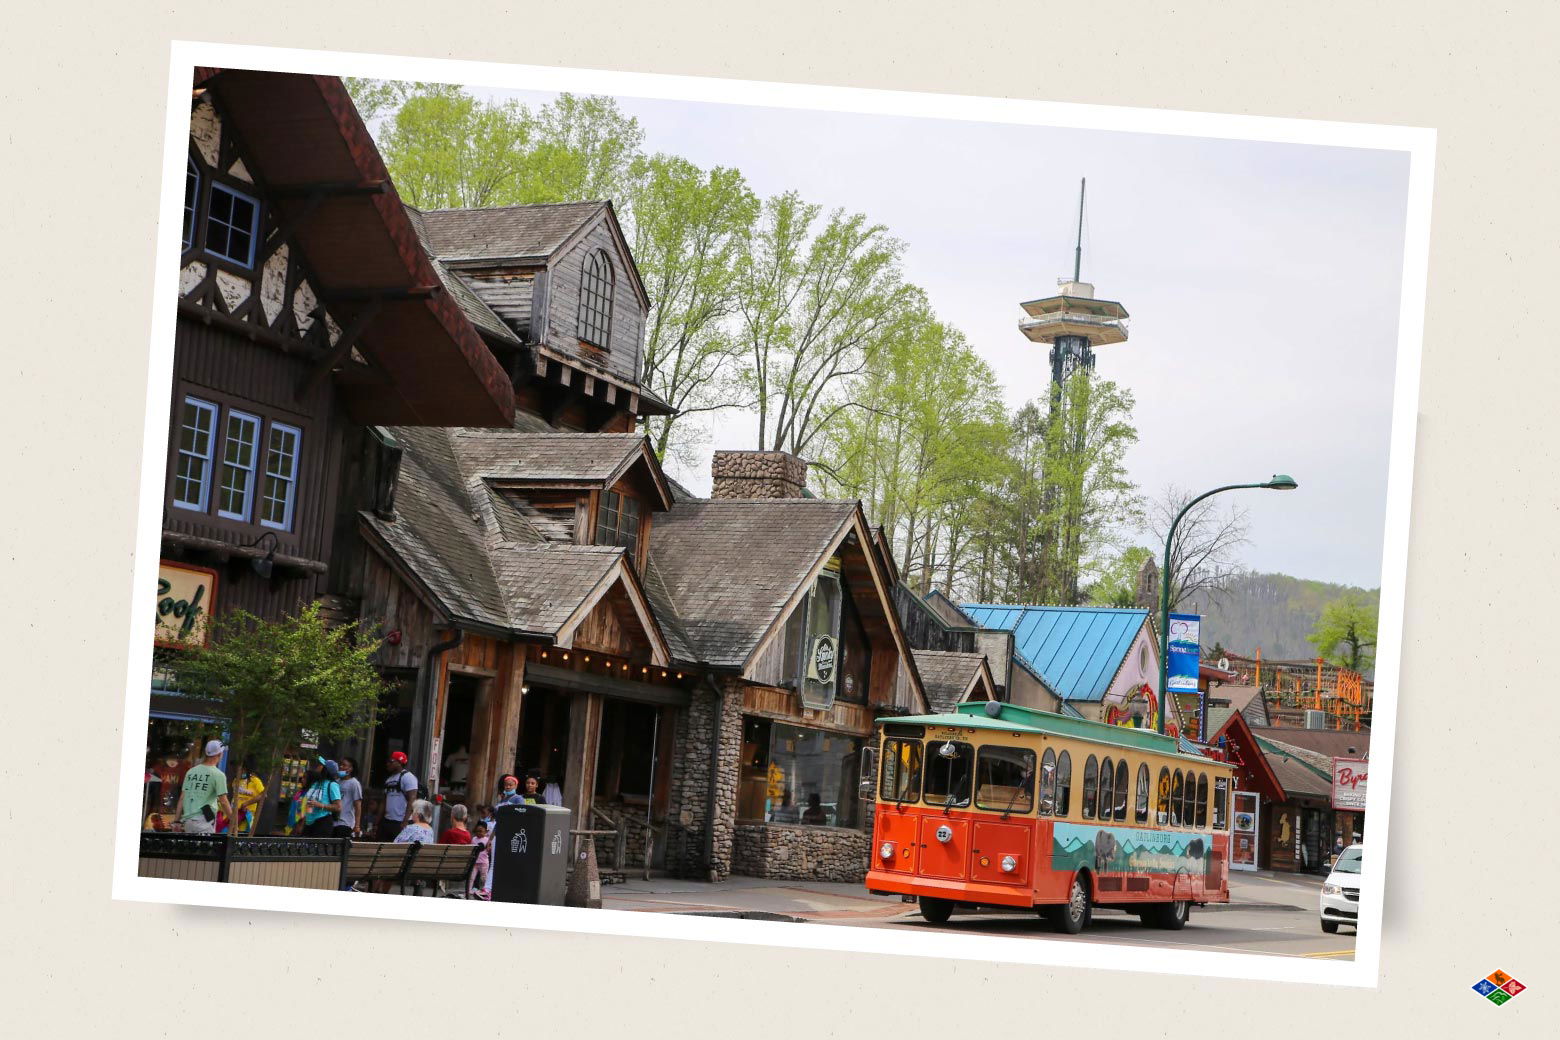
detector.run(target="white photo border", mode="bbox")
[115,39,1434,990]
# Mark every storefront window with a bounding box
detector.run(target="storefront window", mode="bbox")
[739,718,863,827]
[923,739,973,808]
[879,737,922,802]
[143,715,223,828]
[974,745,1035,813]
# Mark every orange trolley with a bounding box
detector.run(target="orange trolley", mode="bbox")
[866,700,1235,932]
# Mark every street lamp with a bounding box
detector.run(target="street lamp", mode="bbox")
[1157,475,1298,735]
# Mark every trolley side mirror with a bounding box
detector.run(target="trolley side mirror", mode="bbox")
[859,745,879,798]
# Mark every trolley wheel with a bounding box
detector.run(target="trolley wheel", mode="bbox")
[1145,899,1191,930]
[1321,919,1340,934]
[918,896,954,925]
[1048,874,1092,934]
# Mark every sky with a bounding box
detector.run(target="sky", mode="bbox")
[468,87,1412,591]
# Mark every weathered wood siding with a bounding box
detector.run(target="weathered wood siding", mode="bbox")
[544,218,644,385]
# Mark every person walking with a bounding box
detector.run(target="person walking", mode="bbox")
[178,740,234,834]
[299,759,343,838]
[231,762,266,835]
[378,751,419,842]
[335,757,364,838]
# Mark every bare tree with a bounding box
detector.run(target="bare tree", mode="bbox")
[1142,485,1250,610]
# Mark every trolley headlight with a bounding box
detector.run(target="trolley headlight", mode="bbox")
[1000,855,1018,873]
[935,825,953,844]
[879,841,895,860]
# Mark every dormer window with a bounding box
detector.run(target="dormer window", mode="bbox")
[577,249,614,348]
[595,489,641,564]
[205,182,260,268]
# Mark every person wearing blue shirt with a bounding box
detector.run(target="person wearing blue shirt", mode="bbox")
[299,758,343,837]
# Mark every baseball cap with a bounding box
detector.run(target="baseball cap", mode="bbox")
[317,757,340,778]
[390,750,408,765]
[204,739,225,757]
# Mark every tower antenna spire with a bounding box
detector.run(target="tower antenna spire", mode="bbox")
[1073,177,1086,283]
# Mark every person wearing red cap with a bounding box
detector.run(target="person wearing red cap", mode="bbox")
[377,751,419,842]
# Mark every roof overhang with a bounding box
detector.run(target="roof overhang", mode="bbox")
[201,70,514,427]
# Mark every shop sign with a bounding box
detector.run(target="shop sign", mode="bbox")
[1331,756,1368,810]
[1166,613,1201,693]
[155,561,218,647]
[807,635,838,684]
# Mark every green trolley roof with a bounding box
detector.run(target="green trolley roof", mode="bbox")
[882,701,1226,768]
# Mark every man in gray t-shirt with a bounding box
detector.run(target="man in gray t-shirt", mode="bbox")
[377,750,419,841]
[334,756,364,838]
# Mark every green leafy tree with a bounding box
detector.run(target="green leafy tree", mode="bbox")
[1089,546,1154,607]
[625,154,759,467]
[171,604,387,779]
[814,303,1009,593]
[735,192,919,456]
[1307,593,1378,671]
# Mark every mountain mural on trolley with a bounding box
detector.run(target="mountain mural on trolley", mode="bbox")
[1051,822,1212,874]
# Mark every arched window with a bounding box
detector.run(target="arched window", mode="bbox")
[1096,757,1113,821]
[577,249,615,347]
[1134,763,1150,822]
[1114,759,1130,821]
[1156,767,1171,824]
[1081,755,1099,820]
[1038,748,1057,816]
[1195,774,1209,828]
[1055,751,1072,817]
[1184,772,1198,827]
[1171,770,1184,826]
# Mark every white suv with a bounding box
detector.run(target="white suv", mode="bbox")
[1319,844,1362,934]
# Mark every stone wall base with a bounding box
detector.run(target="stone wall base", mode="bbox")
[732,821,870,883]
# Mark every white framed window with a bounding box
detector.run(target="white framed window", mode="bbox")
[173,397,218,512]
[260,422,301,531]
[205,182,260,267]
[184,157,199,250]
[216,410,261,521]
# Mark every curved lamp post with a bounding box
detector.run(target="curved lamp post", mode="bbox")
[1157,475,1298,735]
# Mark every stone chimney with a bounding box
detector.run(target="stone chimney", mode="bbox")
[711,450,808,499]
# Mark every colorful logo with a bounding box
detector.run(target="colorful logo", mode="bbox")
[1472,969,1525,1005]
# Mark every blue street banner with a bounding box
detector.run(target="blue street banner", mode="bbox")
[1166,613,1201,694]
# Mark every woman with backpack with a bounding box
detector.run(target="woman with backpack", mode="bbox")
[298,758,343,838]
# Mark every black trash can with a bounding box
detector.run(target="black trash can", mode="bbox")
[490,803,571,905]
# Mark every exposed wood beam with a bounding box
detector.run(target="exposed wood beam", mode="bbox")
[323,285,439,302]
[295,298,382,401]
[270,179,389,198]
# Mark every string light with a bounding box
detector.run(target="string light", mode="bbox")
[562,652,570,661]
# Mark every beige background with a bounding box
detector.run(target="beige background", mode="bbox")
[1,0,1553,1032]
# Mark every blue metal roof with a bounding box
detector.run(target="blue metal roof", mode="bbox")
[960,604,1150,704]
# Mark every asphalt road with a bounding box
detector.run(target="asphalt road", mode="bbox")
[837,870,1358,960]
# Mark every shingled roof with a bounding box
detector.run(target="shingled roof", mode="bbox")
[1254,734,1334,799]
[1205,684,1271,736]
[417,201,607,262]
[911,650,992,713]
[647,499,858,670]
[361,426,668,656]
[449,430,669,505]
[404,205,521,347]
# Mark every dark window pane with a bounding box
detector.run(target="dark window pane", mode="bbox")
[1038,748,1057,816]
[1055,751,1072,817]
[922,739,973,808]
[975,746,1035,813]
[879,738,922,802]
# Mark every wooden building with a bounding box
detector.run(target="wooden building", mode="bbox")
[147,69,514,821]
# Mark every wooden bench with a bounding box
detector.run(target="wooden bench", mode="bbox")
[344,841,481,897]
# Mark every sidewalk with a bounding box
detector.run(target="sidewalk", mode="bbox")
[601,869,1318,920]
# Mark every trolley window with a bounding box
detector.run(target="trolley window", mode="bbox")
[1171,770,1185,826]
[1097,757,1114,821]
[1081,755,1099,820]
[1156,767,1171,824]
[1195,774,1209,828]
[923,739,974,808]
[1113,759,1130,821]
[1038,748,1057,815]
[880,738,923,803]
[1134,763,1150,823]
[975,745,1036,813]
[1056,751,1072,817]
[1213,775,1228,829]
